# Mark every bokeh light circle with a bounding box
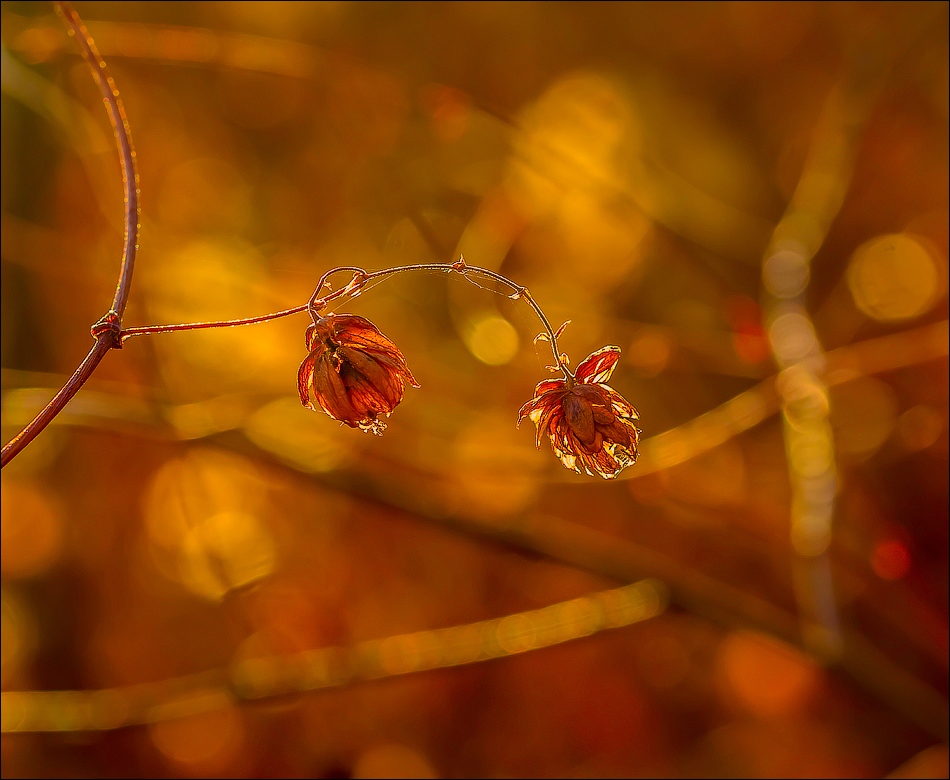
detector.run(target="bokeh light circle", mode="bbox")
[847,234,944,322]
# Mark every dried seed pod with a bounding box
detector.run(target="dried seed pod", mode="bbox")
[298,314,420,435]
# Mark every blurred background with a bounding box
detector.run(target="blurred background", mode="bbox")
[2,1,948,777]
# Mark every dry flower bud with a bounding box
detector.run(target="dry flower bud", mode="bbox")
[518,346,640,479]
[298,314,420,435]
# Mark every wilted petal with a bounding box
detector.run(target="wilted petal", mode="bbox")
[590,447,622,478]
[572,383,615,424]
[575,346,621,384]
[339,347,403,408]
[333,314,404,353]
[517,378,567,427]
[364,348,420,389]
[533,401,562,449]
[326,313,382,338]
[556,449,579,474]
[600,384,639,420]
[563,392,595,445]
[298,354,316,410]
[599,418,632,449]
[604,440,637,475]
[531,378,568,400]
[307,322,333,353]
[313,355,359,425]
[343,366,398,421]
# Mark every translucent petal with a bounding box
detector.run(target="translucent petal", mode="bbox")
[575,346,621,384]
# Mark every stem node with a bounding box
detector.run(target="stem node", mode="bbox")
[91,310,123,349]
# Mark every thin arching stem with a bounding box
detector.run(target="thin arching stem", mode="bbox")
[1,1,140,469]
[306,259,573,380]
[119,303,310,343]
[113,260,574,381]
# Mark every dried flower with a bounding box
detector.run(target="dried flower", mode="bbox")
[518,346,640,479]
[298,314,419,434]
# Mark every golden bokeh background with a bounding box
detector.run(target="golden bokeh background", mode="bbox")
[2,1,947,777]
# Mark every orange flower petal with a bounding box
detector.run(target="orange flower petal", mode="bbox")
[563,391,596,446]
[575,346,621,384]
[339,347,403,409]
[298,354,316,409]
[313,356,359,425]
[517,378,567,427]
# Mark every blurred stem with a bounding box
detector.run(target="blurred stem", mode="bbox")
[1,0,139,469]
[1,579,667,733]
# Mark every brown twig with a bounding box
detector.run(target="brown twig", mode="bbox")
[119,303,310,342]
[1,0,139,468]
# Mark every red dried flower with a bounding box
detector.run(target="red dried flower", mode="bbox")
[298,314,420,434]
[518,346,640,479]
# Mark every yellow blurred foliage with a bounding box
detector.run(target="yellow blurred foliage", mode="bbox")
[144,448,276,600]
[0,478,63,579]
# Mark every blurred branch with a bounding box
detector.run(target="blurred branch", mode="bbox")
[0,325,945,738]
[1,1,139,468]
[608,319,949,481]
[1,12,325,79]
[422,500,948,741]
[0,579,667,733]
[3,320,946,471]
[754,8,943,677]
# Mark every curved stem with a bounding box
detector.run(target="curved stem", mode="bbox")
[307,259,573,380]
[1,338,112,467]
[5,255,572,466]
[116,260,573,382]
[55,1,140,317]
[2,1,140,469]
[119,303,310,343]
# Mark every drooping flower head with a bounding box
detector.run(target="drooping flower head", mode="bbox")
[298,314,419,434]
[518,346,639,479]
